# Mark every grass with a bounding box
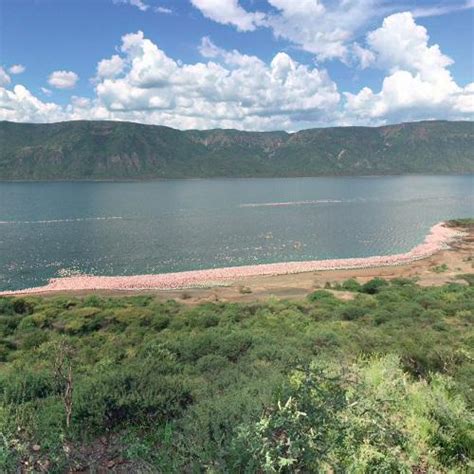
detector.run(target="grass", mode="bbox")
[0,277,473,471]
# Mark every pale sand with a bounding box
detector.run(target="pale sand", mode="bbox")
[1,221,467,296]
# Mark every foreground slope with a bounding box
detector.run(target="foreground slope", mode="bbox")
[1,278,473,471]
[0,120,473,179]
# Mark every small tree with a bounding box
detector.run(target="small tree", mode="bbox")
[51,339,75,429]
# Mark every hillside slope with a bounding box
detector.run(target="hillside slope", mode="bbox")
[0,120,472,179]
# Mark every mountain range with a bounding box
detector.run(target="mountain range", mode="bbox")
[0,120,473,179]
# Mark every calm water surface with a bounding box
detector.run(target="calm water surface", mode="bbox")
[1,176,473,291]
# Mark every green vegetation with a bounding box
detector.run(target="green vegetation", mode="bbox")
[0,120,473,179]
[447,218,474,228]
[431,263,449,273]
[1,278,473,471]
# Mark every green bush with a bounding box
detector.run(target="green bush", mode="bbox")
[0,298,15,316]
[340,305,367,320]
[231,356,473,472]
[360,277,389,294]
[341,278,361,291]
[307,289,335,301]
[1,370,55,404]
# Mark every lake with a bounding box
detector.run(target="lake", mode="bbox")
[1,175,472,291]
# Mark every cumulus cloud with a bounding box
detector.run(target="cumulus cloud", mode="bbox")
[0,31,340,130]
[89,31,340,129]
[267,0,381,61]
[345,12,474,122]
[48,70,79,89]
[1,14,472,129]
[96,55,125,79]
[366,12,453,79]
[189,0,474,63]
[352,43,376,69]
[0,85,63,122]
[190,0,384,61]
[190,0,265,31]
[8,64,26,75]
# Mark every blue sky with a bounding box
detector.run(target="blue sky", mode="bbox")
[0,0,473,130]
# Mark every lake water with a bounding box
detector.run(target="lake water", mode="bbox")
[0,176,472,291]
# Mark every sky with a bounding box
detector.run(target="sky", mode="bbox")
[0,0,473,131]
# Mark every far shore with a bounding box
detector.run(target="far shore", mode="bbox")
[0,172,472,184]
[2,220,472,301]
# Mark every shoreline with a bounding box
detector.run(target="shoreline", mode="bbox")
[0,221,466,296]
[0,173,472,184]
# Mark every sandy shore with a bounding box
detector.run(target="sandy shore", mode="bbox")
[1,221,469,297]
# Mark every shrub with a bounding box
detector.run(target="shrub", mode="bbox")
[1,370,55,404]
[341,278,361,292]
[431,263,448,273]
[218,333,253,362]
[21,330,49,350]
[307,290,337,303]
[73,356,192,433]
[360,278,383,295]
[0,298,14,316]
[360,278,389,294]
[371,309,392,325]
[187,309,220,329]
[151,313,170,331]
[231,356,473,472]
[196,354,229,374]
[340,305,367,320]
[12,299,34,315]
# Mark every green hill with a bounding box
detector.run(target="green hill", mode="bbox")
[0,120,473,179]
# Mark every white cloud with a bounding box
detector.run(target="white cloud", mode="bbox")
[70,96,92,108]
[366,12,453,80]
[113,0,173,14]
[113,0,149,11]
[41,87,53,96]
[190,0,383,61]
[267,0,381,61]
[155,6,172,14]
[1,13,472,129]
[345,12,473,123]
[48,70,79,89]
[8,64,26,75]
[0,31,339,129]
[412,0,474,18]
[0,67,11,86]
[190,0,265,31]
[88,31,340,129]
[198,36,221,58]
[189,0,474,64]
[0,85,63,122]
[96,55,125,79]
[352,43,376,69]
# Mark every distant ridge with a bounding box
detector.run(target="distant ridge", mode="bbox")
[0,120,473,179]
